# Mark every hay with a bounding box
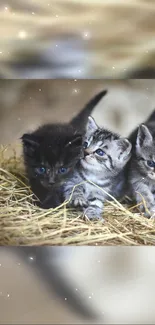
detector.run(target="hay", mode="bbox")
[0,146,155,246]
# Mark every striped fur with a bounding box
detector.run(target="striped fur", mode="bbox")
[127,114,155,218]
[64,117,132,220]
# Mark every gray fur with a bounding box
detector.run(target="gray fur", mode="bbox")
[127,123,155,218]
[64,117,132,221]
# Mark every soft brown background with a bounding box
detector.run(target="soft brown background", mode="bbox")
[1,247,155,324]
[0,249,84,324]
[1,0,155,78]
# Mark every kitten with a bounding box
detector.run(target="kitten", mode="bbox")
[128,108,155,147]
[21,90,107,208]
[64,116,132,220]
[126,109,155,218]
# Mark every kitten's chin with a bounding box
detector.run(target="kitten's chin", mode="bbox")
[80,158,94,169]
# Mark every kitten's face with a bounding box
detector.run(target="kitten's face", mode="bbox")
[81,117,132,176]
[21,90,108,191]
[136,124,155,180]
[22,126,83,189]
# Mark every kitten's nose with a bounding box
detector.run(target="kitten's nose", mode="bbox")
[49,179,55,185]
[84,150,89,157]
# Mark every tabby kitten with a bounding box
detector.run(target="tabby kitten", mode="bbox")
[64,116,132,220]
[127,109,155,218]
[21,90,107,208]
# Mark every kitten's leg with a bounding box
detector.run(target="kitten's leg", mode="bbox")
[64,183,88,208]
[84,199,104,221]
[132,184,155,218]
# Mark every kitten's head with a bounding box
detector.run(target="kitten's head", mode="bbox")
[135,124,155,180]
[22,125,83,188]
[21,90,108,189]
[81,117,132,177]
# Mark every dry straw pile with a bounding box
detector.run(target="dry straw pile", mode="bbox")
[0,146,155,246]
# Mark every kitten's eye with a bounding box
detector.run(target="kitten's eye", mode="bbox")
[147,160,155,168]
[58,167,68,174]
[35,167,46,174]
[83,141,88,149]
[95,149,105,156]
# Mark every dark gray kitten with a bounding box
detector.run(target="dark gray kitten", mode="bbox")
[21,90,107,209]
[127,109,155,218]
[64,116,132,220]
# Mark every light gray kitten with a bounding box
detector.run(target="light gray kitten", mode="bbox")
[127,122,155,218]
[64,116,132,220]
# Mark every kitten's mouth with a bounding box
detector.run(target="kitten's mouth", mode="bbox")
[41,180,59,189]
[81,157,95,167]
[81,158,89,166]
[47,183,55,188]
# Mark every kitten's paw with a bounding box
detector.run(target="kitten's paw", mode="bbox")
[143,211,151,218]
[84,207,104,222]
[138,204,145,212]
[143,208,155,219]
[71,196,88,208]
[149,209,155,219]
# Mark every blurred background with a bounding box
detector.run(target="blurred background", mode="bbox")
[1,79,155,157]
[1,246,155,324]
[0,0,155,78]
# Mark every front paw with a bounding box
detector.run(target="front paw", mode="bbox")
[70,195,88,208]
[138,204,150,217]
[149,208,155,219]
[143,207,155,219]
[84,207,104,222]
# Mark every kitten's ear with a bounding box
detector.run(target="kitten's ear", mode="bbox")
[85,116,98,136]
[117,138,132,160]
[65,135,83,148]
[136,124,153,151]
[21,133,40,152]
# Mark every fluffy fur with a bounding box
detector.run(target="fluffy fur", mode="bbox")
[127,109,155,218]
[64,116,132,220]
[21,90,107,208]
